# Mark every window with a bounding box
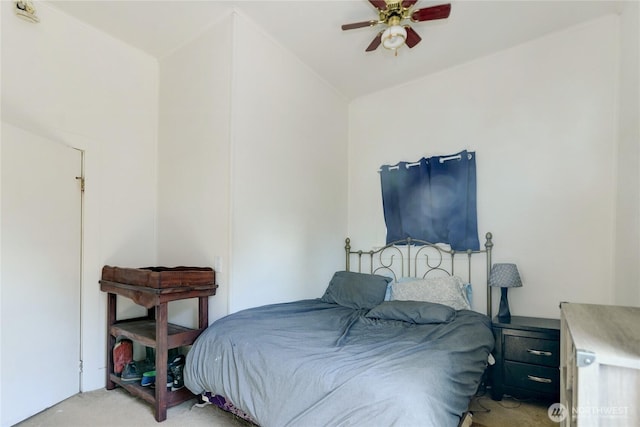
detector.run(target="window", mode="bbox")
[379,150,479,251]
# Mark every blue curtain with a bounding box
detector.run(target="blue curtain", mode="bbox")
[380,150,479,251]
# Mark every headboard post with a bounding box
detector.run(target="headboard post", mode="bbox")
[345,238,351,272]
[484,232,494,318]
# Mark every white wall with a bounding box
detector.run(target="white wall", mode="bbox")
[230,12,349,312]
[348,16,620,319]
[614,1,640,307]
[158,16,233,325]
[157,11,349,317]
[1,1,158,394]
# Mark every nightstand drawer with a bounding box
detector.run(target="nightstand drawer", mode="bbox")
[504,335,559,367]
[504,361,559,394]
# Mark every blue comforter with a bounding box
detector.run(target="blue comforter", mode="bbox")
[185,299,494,427]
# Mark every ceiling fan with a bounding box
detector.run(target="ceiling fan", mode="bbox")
[341,0,451,53]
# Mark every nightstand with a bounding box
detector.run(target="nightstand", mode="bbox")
[491,315,560,402]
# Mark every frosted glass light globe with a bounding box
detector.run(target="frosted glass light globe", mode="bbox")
[381,25,407,50]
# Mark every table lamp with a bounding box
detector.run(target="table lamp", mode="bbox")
[489,263,522,322]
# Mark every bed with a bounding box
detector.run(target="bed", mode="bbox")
[184,234,496,426]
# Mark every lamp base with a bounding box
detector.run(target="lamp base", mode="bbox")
[497,287,511,322]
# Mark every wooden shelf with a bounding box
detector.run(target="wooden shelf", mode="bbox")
[109,373,195,407]
[110,319,204,349]
[102,268,217,422]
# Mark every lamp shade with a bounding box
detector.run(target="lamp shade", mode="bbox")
[489,263,522,288]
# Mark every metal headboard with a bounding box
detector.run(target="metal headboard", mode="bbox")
[345,232,494,316]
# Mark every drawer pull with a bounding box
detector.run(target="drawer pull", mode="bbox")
[527,349,553,357]
[527,375,552,384]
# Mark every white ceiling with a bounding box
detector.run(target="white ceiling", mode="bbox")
[47,0,623,99]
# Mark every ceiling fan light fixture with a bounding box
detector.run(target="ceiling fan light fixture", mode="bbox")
[381,25,407,50]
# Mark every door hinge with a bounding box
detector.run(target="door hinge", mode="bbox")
[75,176,85,193]
[79,359,83,373]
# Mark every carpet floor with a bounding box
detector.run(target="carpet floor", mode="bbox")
[469,393,556,427]
[15,387,556,427]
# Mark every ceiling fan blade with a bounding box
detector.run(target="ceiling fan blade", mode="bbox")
[402,0,418,9]
[405,26,422,48]
[411,3,451,22]
[341,20,379,31]
[366,32,383,52]
[369,0,387,11]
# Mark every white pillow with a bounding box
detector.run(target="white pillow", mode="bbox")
[390,275,471,311]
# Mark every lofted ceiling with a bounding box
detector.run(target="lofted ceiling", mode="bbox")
[47,0,623,99]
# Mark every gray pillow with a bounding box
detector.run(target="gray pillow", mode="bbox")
[366,300,456,324]
[320,271,392,309]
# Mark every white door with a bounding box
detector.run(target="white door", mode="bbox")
[1,122,82,427]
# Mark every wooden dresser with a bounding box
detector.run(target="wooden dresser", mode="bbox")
[560,303,640,426]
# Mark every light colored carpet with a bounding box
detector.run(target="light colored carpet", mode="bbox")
[15,387,555,427]
[15,388,251,427]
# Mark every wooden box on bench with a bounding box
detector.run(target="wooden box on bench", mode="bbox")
[101,266,215,289]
